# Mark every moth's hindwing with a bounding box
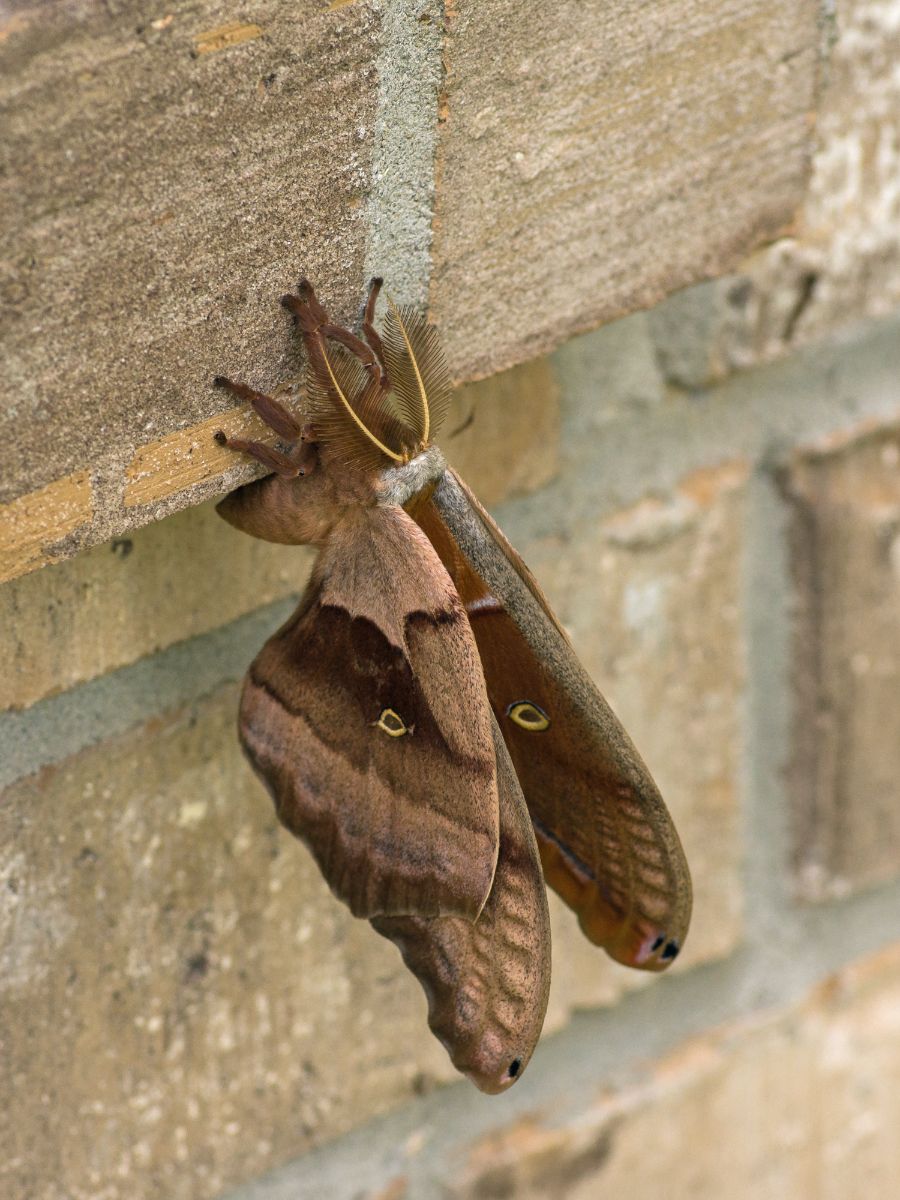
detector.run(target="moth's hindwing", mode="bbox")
[415,470,692,971]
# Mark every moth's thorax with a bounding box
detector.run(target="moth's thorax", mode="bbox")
[376,445,446,508]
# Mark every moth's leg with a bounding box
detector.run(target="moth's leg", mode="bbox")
[297,278,329,326]
[361,276,389,387]
[214,431,301,478]
[213,377,301,442]
[282,279,329,335]
[284,281,383,380]
[319,323,381,376]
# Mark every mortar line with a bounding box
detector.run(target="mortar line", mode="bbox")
[362,0,445,306]
[0,596,299,791]
[735,465,807,999]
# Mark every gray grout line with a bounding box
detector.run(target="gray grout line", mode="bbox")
[363,0,445,305]
[735,466,806,1000]
[0,597,298,791]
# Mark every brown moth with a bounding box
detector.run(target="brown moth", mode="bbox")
[213,278,692,1093]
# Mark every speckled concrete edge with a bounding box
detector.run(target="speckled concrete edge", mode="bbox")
[0,1,446,589]
[362,0,445,305]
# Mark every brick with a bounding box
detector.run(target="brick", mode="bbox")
[0,0,379,556]
[648,1,900,386]
[780,424,900,899]
[0,356,558,712]
[0,500,315,712]
[430,0,821,381]
[451,943,900,1199]
[444,355,561,507]
[0,687,456,1200]
[523,463,749,1011]
[745,0,900,356]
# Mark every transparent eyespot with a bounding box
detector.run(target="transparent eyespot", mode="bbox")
[506,701,550,732]
[375,708,411,737]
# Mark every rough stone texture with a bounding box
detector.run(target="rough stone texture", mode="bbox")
[0,354,559,712]
[779,422,900,900]
[0,687,457,1200]
[1,0,823,582]
[524,462,748,1009]
[0,0,379,558]
[430,0,822,380]
[648,0,900,389]
[739,0,900,360]
[449,943,900,1200]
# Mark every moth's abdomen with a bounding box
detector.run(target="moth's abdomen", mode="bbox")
[373,715,550,1094]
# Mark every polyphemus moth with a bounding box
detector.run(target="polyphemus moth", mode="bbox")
[213,278,692,1094]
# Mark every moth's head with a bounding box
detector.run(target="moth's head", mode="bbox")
[214,279,455,539]
[286,280,453,475]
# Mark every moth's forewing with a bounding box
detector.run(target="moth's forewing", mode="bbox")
[373,711,551,1094]
[412,470,692,971]
[239,503,500,921]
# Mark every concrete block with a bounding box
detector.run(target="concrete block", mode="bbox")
[779,423,900,899]
[647,0,900,385]
[430,0,821,380]
[0,0,380,569]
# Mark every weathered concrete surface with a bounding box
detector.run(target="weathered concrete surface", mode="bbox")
[430,0,822,379]
[737,0,900,363]
[780,421,900,901]
[644,0,900,389]
[0,0,381,571]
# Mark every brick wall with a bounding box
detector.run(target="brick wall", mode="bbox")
[3,1,900,1198]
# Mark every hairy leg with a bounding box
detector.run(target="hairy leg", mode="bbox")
[213,377,301,441]
[361,276,388,387]
[213,431,302,478]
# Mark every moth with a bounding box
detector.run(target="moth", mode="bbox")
[213,279,692,1094]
